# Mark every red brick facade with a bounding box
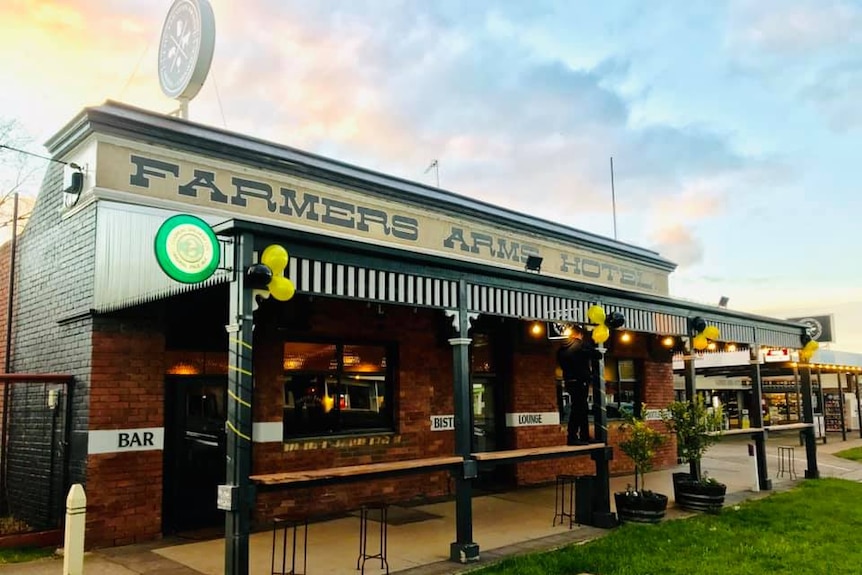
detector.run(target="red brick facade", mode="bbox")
[78,294,676,545]
[87,322,165,547]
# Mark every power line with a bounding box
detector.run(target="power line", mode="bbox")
[0,144,80,169]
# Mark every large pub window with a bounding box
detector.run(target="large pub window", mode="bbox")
[604,358,641,419]
[282,341,394,439]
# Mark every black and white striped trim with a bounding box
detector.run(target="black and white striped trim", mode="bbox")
[288,257,459,308]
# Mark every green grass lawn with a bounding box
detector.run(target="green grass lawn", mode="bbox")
[0,546,56,564]
[473,478,862,575]
[833,446,862,462]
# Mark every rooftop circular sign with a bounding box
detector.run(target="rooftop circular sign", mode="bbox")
[154,214,220,284]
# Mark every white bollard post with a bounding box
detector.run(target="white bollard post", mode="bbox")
[63,484,87,575]
[748,443,760,493]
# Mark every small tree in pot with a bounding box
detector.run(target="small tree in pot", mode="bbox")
[661,395,726,512]
[615,407,668,523]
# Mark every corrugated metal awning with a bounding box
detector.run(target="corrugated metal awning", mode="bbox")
[93,202,233,313]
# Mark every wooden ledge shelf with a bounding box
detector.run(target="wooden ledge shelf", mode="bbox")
[471,443,605,465]
[250,455,463,489]
[709,427,764,437]
[765,423,813,432]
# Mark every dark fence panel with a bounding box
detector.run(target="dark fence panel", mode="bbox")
[0,375,73,534]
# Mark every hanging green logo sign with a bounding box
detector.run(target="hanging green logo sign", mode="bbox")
[154,214,220,284]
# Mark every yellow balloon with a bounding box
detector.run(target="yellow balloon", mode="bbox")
[587,305,606,325]
[261,244,289,274]
[268,276,296,301]
[693,334,709,350]
[591,324,610,344]
[703,325,720,341]
[322,394,335,413]
[804,340,819,352]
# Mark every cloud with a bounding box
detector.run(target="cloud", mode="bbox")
[799,59,862,132]
[1,0,784,264]
[727,0,862,58]
[649,224,704,267]
[203,1,772,246]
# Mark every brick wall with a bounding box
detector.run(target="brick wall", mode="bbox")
[252,299,455,523]
[509,334,678,486]
[82,316,164,546]
[4,164,96,525]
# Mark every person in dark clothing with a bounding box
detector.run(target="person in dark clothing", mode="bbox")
[557,330,601,444]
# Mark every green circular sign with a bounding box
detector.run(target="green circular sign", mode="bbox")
[154,214,220,284]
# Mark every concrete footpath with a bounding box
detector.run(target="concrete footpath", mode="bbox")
[3,431,862,575]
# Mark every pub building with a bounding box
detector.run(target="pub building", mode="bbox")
[673,347,862,436]
[2,101,812,558]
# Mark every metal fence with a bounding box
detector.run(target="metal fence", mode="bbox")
[0,374,73,535]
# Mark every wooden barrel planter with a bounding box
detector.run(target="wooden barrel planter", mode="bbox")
[673,476,727,513]
[614,492,668,524]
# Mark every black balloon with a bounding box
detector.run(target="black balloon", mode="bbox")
[606,311,626,329]
[691,316,707,333]
[246,263,273,289]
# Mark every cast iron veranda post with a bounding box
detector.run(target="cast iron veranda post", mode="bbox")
[816,366,826,443]
[447,279,479,563]
[837,370,847,441]
[589,344,615,528]
[748,343,771,490]
[799,364,820,478]
[682,337,700,479]
[225,231,255,575]
[855,373,862,439]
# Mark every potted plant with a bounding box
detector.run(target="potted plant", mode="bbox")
[661,395,726,513]
[614,407,668,524]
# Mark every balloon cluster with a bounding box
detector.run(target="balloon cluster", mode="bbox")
[586,304,625,344]
[799,333,820,362]
[690,316,720,351]
[246,244,296,304]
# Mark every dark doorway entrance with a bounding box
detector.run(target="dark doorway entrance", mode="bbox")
[163,376,227,534]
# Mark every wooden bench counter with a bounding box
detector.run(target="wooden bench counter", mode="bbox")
[472,443,606,465]
[250,455,464,489]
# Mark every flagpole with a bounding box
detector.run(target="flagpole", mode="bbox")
[610,157,618,240]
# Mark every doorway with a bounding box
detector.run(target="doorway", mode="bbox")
[163,376,227,534]
[471,376,512,490]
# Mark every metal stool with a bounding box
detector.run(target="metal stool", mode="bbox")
[553,474,576,529]
[271,517,308,575]
[777,445,798,479]
[357,502,389,574]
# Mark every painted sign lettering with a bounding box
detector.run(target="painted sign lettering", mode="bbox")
[95,143,670,295]
[430,415,455,431]
[504,412,561,427]
[88,427,165,454]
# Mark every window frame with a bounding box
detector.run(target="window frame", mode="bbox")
[281,337,397,440]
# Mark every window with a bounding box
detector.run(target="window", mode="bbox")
[282,341,394,439]
[604,358,640,419]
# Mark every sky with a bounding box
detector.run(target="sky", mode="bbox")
[0,0,861,350]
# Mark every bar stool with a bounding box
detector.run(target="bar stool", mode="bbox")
[357,502,389,574]
[271,516,308,575]
[553,474,577,529]
[777,445,798,479]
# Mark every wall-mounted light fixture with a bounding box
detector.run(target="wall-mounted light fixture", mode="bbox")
[62,163,85,209]
[525,255,543,273]
[661,336,675,348]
